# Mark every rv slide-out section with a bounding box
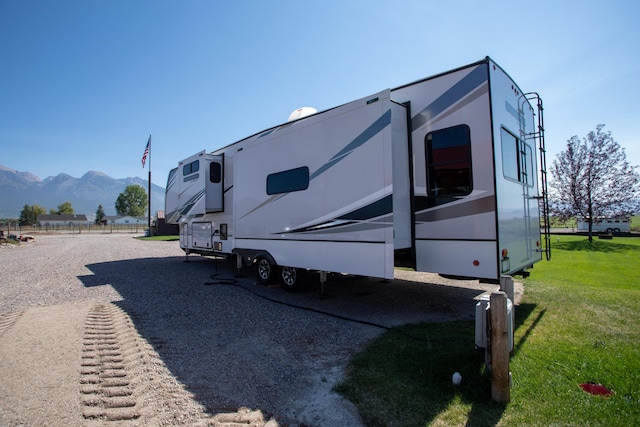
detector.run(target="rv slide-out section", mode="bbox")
[165,57,546,284]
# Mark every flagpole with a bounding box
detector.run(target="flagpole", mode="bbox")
[148,134,152,236]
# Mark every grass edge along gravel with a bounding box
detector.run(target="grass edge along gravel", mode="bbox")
[335,235,640,427]
[136,235,180,241]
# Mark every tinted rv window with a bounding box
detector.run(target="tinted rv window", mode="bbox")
[183,160,199,176]
[501,128,534,186]
[426,125,472,198]
[210,162,222,183]
[502,129,519,181]
[267,166,309,195]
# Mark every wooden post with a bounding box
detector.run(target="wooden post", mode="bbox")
[490,291,510,402]
[500,275,515,355]
[499,275,514,305]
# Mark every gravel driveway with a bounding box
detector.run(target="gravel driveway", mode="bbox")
[0,234,505,426]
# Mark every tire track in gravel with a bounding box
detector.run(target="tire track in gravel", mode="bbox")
[80,303,140,423]
[79,302,278,427]
[0,311,23,338]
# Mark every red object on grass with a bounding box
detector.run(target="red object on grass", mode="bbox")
[580,383,613,396]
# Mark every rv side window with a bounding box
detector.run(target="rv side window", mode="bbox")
[501,128,534,187]
[183,160,200,176]
[501,130,520,182]
[426,125,472,198]
[210,162,222,184]
[267,166,309,195]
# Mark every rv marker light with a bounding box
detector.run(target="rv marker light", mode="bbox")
[501,249,508,259]
[473,260,480,266]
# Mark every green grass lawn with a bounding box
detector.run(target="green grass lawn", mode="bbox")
[336,235,640,426]
[136,235,179,241]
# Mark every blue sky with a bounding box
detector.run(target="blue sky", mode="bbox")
[1,0,638,189]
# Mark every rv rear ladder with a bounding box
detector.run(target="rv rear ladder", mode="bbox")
[524,92,551,260]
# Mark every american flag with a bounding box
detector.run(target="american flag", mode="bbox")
[141,136,150,168]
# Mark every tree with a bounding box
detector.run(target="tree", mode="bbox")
[95,204,106,224]
[19,204,33,225]
[549,124,640,241]
[115,185,148,217]
[19,204,46,226]
[50,201,74,215]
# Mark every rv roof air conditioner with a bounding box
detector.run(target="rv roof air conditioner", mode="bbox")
[287,107,317,122]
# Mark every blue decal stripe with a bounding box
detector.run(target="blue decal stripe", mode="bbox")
[414,195,495,223]
[337,195,393,221]
[282,194,393,234]
[179,189,205,216]
[241,109,391,222]
[411,65,488,131]
[309,109,391,181]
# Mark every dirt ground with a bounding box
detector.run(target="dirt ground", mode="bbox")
[0,300,282,426]
[0,235,522,426]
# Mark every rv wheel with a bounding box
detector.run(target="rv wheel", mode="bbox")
[255,257,276,284]
[279,266,304,292]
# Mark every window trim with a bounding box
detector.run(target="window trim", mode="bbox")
[210,162,222,184]
[501,126,534,187]
[266,166,310,195]
[425,124,473,199]
[183,159,200,176]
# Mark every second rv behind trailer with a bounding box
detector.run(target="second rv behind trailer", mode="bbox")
[166,57,549,290]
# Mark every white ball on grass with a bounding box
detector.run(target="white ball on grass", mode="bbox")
[452,372,462,385]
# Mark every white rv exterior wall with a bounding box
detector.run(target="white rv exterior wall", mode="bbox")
[391,62,499,278]
[233,90,396,278]
[166,58,544,281]
[488,62,543,275]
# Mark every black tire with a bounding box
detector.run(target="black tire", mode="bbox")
[255,256,276,284]
[279,266,304,292]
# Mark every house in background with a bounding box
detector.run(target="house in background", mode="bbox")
[37,214,89,227]
[103,215,148,225]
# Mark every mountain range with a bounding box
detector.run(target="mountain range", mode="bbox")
[0,165,165,219]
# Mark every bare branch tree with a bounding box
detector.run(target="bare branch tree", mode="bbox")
[549,124,640,241]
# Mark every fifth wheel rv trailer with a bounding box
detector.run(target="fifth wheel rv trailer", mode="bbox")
[577,217,630,234]
[165,57,550,290]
